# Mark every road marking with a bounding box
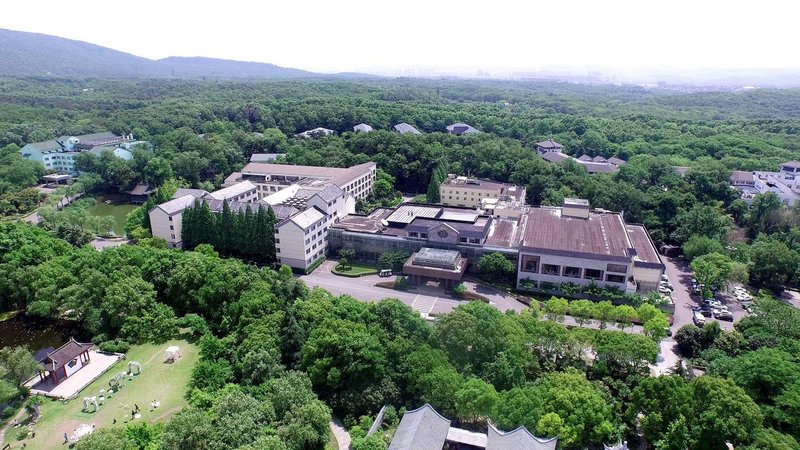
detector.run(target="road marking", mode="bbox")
[410,295,420,308]
[428,297,438,314]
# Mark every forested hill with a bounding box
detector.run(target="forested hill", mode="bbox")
[0,28,319,79]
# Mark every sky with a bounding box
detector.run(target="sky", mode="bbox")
[1,0,798,75]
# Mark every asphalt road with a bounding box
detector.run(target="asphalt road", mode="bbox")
[654,255,750,374]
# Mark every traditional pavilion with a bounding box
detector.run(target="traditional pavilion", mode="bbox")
[36,337,92,385]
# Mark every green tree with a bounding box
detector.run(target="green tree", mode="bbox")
[0,347,46,387]
[160,407,214,450]
[454,377,499,423]
[682,235,725,261]
[615,304,638,330]
[742,428,800,450]
[544,297,569,323]
[569,299,594,327]
[691,252,735,298]
[593,301,615,329]
[672,204,732,244]
[630,376,692,445]
[689,376,763,450]
[749,236,799,290]
[278,399,331,450]
[477,252,515,281]
[74,428,137,450]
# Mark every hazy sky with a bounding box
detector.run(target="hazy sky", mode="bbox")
[1,0,798,74]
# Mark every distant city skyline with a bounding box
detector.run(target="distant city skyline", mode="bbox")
[2,0,799,78]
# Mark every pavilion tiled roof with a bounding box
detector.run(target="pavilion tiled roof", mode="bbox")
[39,337,92,373]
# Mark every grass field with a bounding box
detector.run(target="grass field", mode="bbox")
[4,339,198,449]
[331,263,379,277]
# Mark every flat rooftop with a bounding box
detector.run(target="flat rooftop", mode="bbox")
[522,208,632,261]
[626,224,665,269]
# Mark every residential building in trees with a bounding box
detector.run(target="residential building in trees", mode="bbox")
[224,161,376,200]
[19,132,145,174]
[150,162,369,270]
[439,174,526,209]
[730,161,800,206]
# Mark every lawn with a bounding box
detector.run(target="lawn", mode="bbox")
[5,339,198,450]
[331,263,379,277]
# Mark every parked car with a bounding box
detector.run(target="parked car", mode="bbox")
[693,311,706,326]
[698,306,713,317]
[379,269,393,277]
[715,310,734,322]
[658,285,671,294]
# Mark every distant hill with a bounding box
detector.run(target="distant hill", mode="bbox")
[157,56,315,79]
[0,28,319,79]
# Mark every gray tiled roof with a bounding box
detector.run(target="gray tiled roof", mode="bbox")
[535,139,564,149]
[487,423,557,450]
[314,184,346,203]
[608,157,627,166]
[782,160,800,169]
[388,404,450,450]
[172,189,209,200]
[155,195,200,215]
[578,155,593,161]
[446,123,480,135]
[394,123,422,135]
[353,123,374,132]
[592,155,608,163]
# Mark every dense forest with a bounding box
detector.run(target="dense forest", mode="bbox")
[2,77,800,448]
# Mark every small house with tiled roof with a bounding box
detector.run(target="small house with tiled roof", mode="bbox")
[36,337,92,385]
[535,139,564,155]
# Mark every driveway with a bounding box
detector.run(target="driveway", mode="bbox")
[300,261,643,334]
[653,256,750,374]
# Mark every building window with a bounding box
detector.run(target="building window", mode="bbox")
[171,234,175,239]
[562,266,581,278]
[420,233,428,239]
[275,238,280,244]
[459,237,468,243]
[584,268,604,280]
[520,255,539,273]
[469,238,480,244]
[606,263,627,273]
[409,232,418,238]
[169,225,174,230]
[606,274,626,284]
[541,264,561,276]
[169,216,173,222]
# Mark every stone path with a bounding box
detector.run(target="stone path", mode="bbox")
[329,416,351,450]
[0,407,28,448]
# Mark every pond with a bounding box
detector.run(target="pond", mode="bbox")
[0,314,87,358]
[86,194,138,236]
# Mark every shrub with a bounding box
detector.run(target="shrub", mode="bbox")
[99,339,131,353]
[394,276,410,291]
[453,283,467,298]
[1,405,16,419]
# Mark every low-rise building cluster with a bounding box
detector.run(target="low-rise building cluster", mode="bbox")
[536,139,626,174]
[20,132,147,174]
[150,161,663,292]
[149,162,375,271]
[730,161,800,205]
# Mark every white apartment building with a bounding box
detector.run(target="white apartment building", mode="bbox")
[275,208,328,269]
[224,162,376,201]
[148,190,208,248]
[150,163,368,270]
